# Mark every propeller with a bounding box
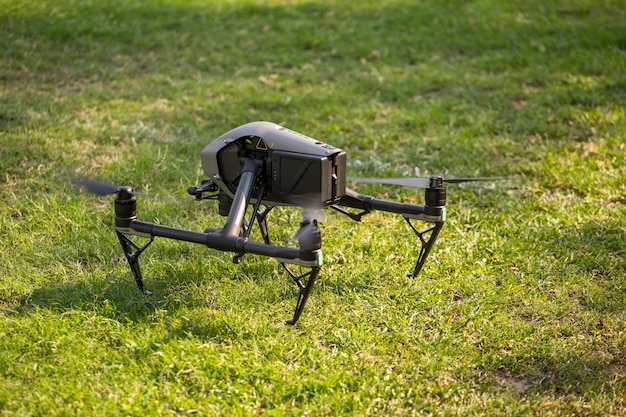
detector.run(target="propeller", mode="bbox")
[347,176,500,188]
[76,177,129,196]
[75,177,157,199]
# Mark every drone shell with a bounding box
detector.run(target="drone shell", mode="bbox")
[200,122,340,176]
[200,121,346,207]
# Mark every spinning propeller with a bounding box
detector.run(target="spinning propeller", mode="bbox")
[348,176,499,188]
[76,177,173,201]
[77,177,137,197]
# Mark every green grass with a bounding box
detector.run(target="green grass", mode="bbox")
[1,0,625,415]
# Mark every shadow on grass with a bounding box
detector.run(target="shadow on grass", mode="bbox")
[22,279,265,343]
[2,0,624,199]
[21,247,303,338]
[550,219,626,312]
[489,217,626,397]
[2,1,624,132]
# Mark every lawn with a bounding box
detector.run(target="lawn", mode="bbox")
[1,0,625,415]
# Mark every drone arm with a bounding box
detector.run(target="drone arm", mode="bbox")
[126,220,316,264]
[337,186,446,278]
[117,206,321,325]
[338,188,443,221]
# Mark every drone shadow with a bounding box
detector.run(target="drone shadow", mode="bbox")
[20,247,303,341]
[22,280,252,343]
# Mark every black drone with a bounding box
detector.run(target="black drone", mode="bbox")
[81,121,492,324]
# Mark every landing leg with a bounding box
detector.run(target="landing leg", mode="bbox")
[256,206,274,245]
[253,208,320,325]
[405,220,444,277]
[283,265,321,325]
[116,232,154,295]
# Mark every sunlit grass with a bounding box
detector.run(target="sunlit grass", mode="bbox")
[1,0,625,415]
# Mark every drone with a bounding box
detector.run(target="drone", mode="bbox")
[81,121,493,324]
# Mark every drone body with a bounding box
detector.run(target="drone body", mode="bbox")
[200,121,346,209]
[88,122,452,324]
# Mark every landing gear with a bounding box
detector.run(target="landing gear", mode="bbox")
[116,232,153,295]
[114,171,324,325]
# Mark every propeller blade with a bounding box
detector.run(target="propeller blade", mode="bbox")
[303,208,326,223]
[348,177,431,188]
[77,176,189,202]
[77,177,123,196]
[76,177,147,198]
[348,176,501,188]
[439,177,500,184]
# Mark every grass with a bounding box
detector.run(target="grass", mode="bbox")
[1,0,625,415]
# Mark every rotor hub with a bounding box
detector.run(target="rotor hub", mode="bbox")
[115,187,137,228]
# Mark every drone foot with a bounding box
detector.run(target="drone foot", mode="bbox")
[117,232,154,294]
[283,265,320,325]
[405,220,444,277]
